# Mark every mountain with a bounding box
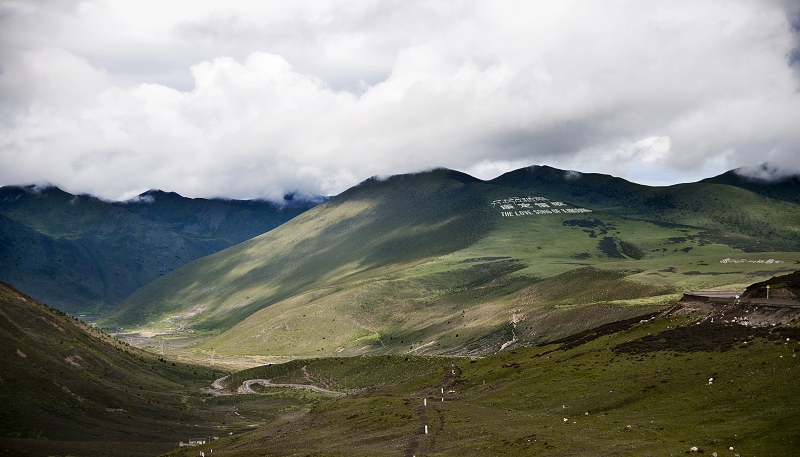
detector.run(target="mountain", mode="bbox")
[101,165,800,359]
[111,189,323,250]
[0,281,227,456]
[0,186,319,314]
[103,169,497,331]
[491,165,800,251]
[700,167,800,205]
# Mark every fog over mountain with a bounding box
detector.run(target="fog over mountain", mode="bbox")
[1,1,799,201]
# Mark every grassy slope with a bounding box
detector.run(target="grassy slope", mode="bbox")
[0,186,315,314]
[0,282,232,456]
[199,264,674,358]
[225,355,465,392]
[490,165,800,252]
[106,167,800,359]
[103,169,496,331]
[701,168,800,205]
[197,181,799,358]
[170,311,800,457]
[0,213,114,310]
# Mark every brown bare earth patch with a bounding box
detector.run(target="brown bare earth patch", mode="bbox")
[65,354,83,367]
[38,316,65,331]
[671,299,800,327]
[613,297,800,355]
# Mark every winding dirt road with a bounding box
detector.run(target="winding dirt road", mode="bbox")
[241,379,347,396]
[210,374,346,396]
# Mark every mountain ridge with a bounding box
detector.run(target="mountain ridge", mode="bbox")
[0,185,320,314]
[104,169,498,333]
[700,167,800,205]
[100,165,800,359]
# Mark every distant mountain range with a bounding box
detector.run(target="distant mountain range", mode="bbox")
[0,186,320,314]
[96,165,800,358]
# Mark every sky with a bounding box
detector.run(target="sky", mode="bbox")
[1,0,799,201]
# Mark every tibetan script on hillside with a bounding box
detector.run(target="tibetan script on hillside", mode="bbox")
[491,197,592,217]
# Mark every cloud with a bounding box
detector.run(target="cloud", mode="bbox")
[1,1,799,200]
[735,162,800,181]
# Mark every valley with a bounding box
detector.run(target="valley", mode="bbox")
[1,165,799,456]
[174,295,800,457]
[0,186,319,315]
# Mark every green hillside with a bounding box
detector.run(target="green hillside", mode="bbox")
[0,186,316,314]
[103,169,496,331]
[103,166,800,359]
[701,167,800,205]
[491,165,800,251]
[172,300,800,456]
[0,281,236,456]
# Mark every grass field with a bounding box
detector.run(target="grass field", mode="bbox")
[4,272,799,456]
[188,207,798,359]
[225,355,465,392]
[169,305,800,457]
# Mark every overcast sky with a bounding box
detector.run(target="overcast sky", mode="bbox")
[1,1,799,201]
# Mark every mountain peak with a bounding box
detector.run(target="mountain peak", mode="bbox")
[701,166,800,205]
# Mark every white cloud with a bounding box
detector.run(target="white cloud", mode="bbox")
[1,0,799,200]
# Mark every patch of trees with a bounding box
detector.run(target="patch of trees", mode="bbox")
[619,241,644,259]
[598,237,624,259]
[563,218,605,228]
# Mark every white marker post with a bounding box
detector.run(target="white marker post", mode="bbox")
[424,398,427,406]
[425,425,428,435]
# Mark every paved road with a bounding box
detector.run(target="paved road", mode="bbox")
[241,379,346,396]
[212,375,229,390]
[201,375,233,396]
